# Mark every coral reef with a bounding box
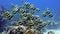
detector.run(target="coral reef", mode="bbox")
[0,6,7,32]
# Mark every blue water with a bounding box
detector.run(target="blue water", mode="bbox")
[0,0,60,34]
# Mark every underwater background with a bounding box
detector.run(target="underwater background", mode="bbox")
[0,0,60,34]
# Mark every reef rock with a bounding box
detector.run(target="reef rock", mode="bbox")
[48,31,55,34]
[24,29,34,34]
